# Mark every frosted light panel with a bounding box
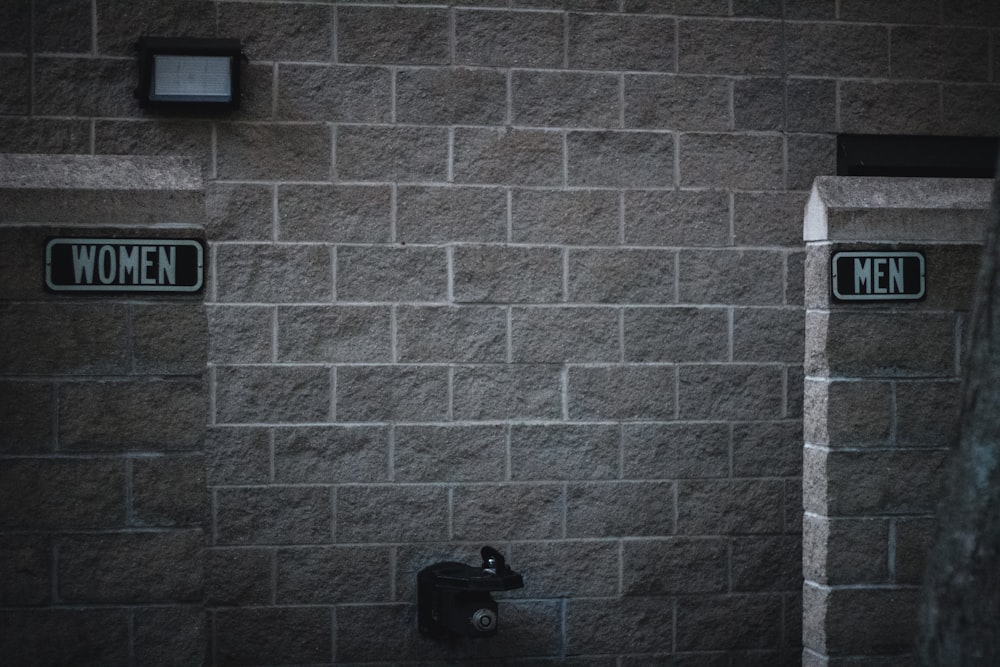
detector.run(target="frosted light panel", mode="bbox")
[151,54,232,102]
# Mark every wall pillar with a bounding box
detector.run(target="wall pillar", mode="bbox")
[801,176,992,665]
[0,154,208,665]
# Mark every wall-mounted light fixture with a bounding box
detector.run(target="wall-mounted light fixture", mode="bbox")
[135,36,243,112]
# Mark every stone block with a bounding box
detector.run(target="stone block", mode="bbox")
[896,380,961,448]
[214,608,331,666]
[277,64,390,122]
[215,365,330,424]
[805,311,957,378]
[132,303,207,375]
[567,130,675,188]
[206,426,269,485]
[218,2,330,61]
[510,423,620,480]
[839,0,939,23]
[803,515,890,586]
[0,381,53,454]
[787,78,838,133]
[394,424,506,482]
[57,530,202,603]
[895,517,936,585]
[786,23,889,77]
[804,379,893,448]
[454,9,563,68]
[336,365,448,422]
[207,305,272,364]
[59,379,205,451]
[278,184,391,243]
[397,67,506,125]
[204,547,271,605]
[0,0,29,52]
[942,84,1000,136]
[277,305,390,363]
[624,190,730,246]
[675,594,783,651]
[0,56,28,114]
[1,190,202,226]
[0,459,123,530]
[678,19,782,75]
[786,250,807,306]
[734,191,809,247]
[839,81,942,135]
[732,420,803,477]
[0,117,89,154]
[397,186,507,243]
[676,479,785,534]
[625,0,729,14]
[513,71,620,127]
[453,128,563,186]
[215,243,331,303]
[273,425,388,484]
[396,306,507,363]
[625,74,730,130]
[788,133,838,191]
[680,133,784,189]
[0,535,51,605]
[733,307,805,362]
[336,245,447,302]
[132,455,206,527]
[205,182,272,242]
[568,365,676,420]
[34,56,139,117]
[231,61,274,122]
[94,120,212,174]
[734,77,784,131]
[511,306,619,362]
[567,597,674,654]
[623,538,727,594]
[216,123,331,181]
[920,244,985,310]
[805,586,921,656]
[566,481,674,537]
[96,0,214,56]
[943,0,1000,26]
[336,125,447,183]
[0,303,129,375]
[569,14,675,71]
[134,606,205,667]
[678,364,784,420]
[568,248,676,304]
[338,6,448,65]
[452,364,562,420]
[337,485,448,542]
[891,27,990,82]
[275,546,391,603]
[0,609,130,666]
[453,245,563,303]
[454,483,563,540]
[508,540,619,597]
[821,448,949,517]
[732,535,802,592]
[624,306,728,362]
[515,190,618,246]
[215,486,332,545]
[622,422,730,479]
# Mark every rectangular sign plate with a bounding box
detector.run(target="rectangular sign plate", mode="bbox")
[45,238,204,293]
[831,250,925,302]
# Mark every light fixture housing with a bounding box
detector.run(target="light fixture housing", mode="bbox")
[136,36,242,112]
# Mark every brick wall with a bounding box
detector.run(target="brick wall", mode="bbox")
[1,1,998,664]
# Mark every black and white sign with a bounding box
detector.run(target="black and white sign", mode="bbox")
[831,250,925,302]
[45,238,204,293]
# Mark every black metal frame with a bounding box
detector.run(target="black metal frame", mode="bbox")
[135,36,242,112]
[837,134,998,178]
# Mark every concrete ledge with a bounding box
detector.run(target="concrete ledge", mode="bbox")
[804,176,993,242]
[0,154,202,191]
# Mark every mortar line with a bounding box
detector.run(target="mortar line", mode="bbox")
[387,424,395,482]
[268,429,276,483]
[330,366,337,423]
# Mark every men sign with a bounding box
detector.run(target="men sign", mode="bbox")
[831,250,925,302]
[46,238,204,293]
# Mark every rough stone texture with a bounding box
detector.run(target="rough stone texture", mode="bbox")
[337,125,448,183]
[678,19,782,75]
[453,364,562,420]
[394,424,505,482]
[624,306,729,362]
[214,607,331,665]
[397,67,507,126]
[622,422,730,479]
[337,365,448,422]
[567,130,675,188]
[676,479,785,534]
[512,189,620,245]
[217,123,331,181]
[567,597,674,654]
[278,184,391,243]
[397,186,507,243]
[337,485,449,543]
[568,248,676,304]
[454,245,563,303]
[625,74,730,131]
[278,64,391,122]
[396,305,507,363]
[567,365,676,420]
[215,365,330,424]
[454,9,564,68]
[786,23,889,78]
[207,305,273,364]
[277,305,391,363]
[569,14,675,71]
[275,546,392,603]
[625,190,730,246]
[511,306,619,362]
[453,128,563,186]
[133,606,206,667]
[215,486,333,545]
[622,538,728,594]
[273,425,388,484]
[218,2,331,62]
[675,595,784,651]
[0,381,53,454]
[839,81,943,135]
[205,183,273,242]
[680,133,785,189]
[890,27,990,83]
[215,243,332,303]
[131,455,206,527]
[678,249,786,305]
[337,245,447,302]
[513,71,620,128]
[510,424,620,481]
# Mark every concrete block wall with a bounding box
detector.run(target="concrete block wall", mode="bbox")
[801,177,993,666]
[0,155,208,665]
[0,1,997,664]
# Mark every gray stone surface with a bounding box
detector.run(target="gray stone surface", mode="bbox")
[207,305,272,364]
[204,547,271,606]
[678,364,784,420]
[623,538,728,594]
[803,515,889,586]
[508,541,619,598]
[339,6,448,65]
[569,14,675,71]
[454,246,563,303]
[336,365,448,422]
[568,365,676,420]
[397,186,507,243]
[568,248,675,304]
[734,77,784,131]
[205,183,272,242]
[804,379,892,448]
[453,483,563,540]
[839,0,939,23]
[215,365,330,424]
[513,189,620,245]
[277,305,391,363]
[678,19,782,75]
[891,27,990,82]
[678,249,785,305]
[336,485,448,542]
[273,425,388,483]
[0,535,50,606]
[279,184,390,243]
[675,595,783,651]
[732,420,803,478]
[218,2,331,62]
[452,364,562,420]
[214,608,331,666]
[675,479,784,534]
[513,71,620,128]
[624,306,728,362]
[838,81,942,135]
[0,154,201,190]
[277,64,391,122]
[0,381,53,454]
[568,130,675,188]
[133,606,206,667]
[394,424,506,481]
[217,123,331,181]
[732,307,804,362]
[455,9,564,68]
[453,128,563,186]
[511,306,619,362]
[0,459,124,529]
[132,455,206,527]
[33,57,139,117]
[275,546,391,603]
[623,422,730,479]
[337,125,447,182]
[0,118,89,154]
[132,303,207,375]
[337,245,447,302]
[396,305,507,363]
[680,132,784,189]
[510,424,620,481]
[396,67,506,125]
[625,74,730,130]
[215,243,331,303]
[568,598,674,655]
[625,190,729,246]
[215,486,332,545]
[786,23,889,77]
